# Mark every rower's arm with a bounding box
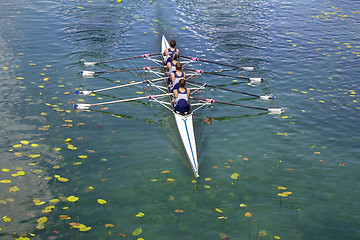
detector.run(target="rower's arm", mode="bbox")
[173,89,178,99]
[170,72,175,82]
[187,90,190,98]
[163,48,168,56]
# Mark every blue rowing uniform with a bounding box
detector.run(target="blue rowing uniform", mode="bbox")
[165,47,178,64]
[167,61,176,84]
[170,71,185,92]
[174,88,189,113]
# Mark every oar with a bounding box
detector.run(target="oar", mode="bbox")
[181,55,255,71]
[191,97,283,114]
[81,66,164,77]
[74,93,173,110]
[187,80,275,100]
[184,69,263,83]
[76,77,166,95]
[82,52,161,66]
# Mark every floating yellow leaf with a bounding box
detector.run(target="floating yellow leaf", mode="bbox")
[2,169,10,172]
[49,199,60,203]
[37,223,45,229]
[67,196,79,202]
[215,208,223,213]
[31,144,39,147]
[33,198,41,204]
[278,186,287,190]
[78,155,87,159]
[167,178,175,183]
[29,154,40,158]
[42,206,55,213]
[0,180,11,183]
[9,186,20,192]
[37,216,48,223]
[105,224,114,227]
[162,170,170,173]
[218,216,228,219]
[65,138,71,143]
[21,141,29,145]
[97,199,107,204]
[57,177,69,182]
[54,148,61,151]
[244,212,252,217]
[59,215,71,220]
[132,228,142,236]
[68,145,77,150]
[204,185,211,188]
[258,230,267,237]
[79,226,91,232]
[205,178,211,181]
[135,212,145,217]
[240,203,247,208]
[13,144,22,148]
[231,173,240,180]
[274,236,281,239]
[16,171,25,176]
[3,216,11,222]
[174,209,183,213]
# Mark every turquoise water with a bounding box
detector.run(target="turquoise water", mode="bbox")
[0,0,359,239]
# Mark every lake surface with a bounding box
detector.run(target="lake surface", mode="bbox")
[0,0,359,239]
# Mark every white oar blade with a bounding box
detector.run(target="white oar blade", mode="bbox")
[76,90,93,95]
[260,95,275,100]
[83,61,97,67]
[81,71,95,77]
[73,103,91,110]
[250,78,263,83]
[268,108,284,114]
[243,67,255,71]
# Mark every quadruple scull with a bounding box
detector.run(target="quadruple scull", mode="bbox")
[74,35,284,178]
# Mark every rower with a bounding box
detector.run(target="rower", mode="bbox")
[173,79,190,113]
[166,52,179,84]
[170,62,185,92]
[163,39,180,64]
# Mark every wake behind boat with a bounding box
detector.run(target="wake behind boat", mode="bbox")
[74,35,284,178]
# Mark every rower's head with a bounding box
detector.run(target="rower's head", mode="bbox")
[170,40,176,48]
[175,62,182,70]
[170,52,178,60]
[179,78,186,88]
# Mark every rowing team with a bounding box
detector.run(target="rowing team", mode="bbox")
[163,39,190,114]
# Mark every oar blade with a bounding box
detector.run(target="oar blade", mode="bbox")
[76,90,93,95]
[73,103,91,110]
[243,67,255,71]
[81,71,95,77]
[250,78,263,83]
[268,108,284,114]
[83,61,97,67]
[260,95,275,100]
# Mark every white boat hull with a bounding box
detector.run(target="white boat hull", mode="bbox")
[161,35,199,178]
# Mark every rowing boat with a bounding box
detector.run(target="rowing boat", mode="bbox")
[75,37,284,179]
[161,35,199,178]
